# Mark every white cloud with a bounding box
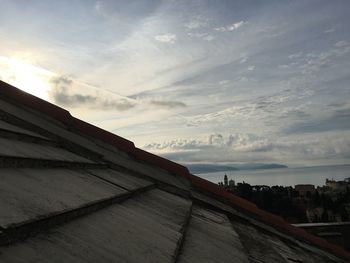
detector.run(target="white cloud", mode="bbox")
[288,52,302,59]
[240,56,248,63]
[324,28,335,34]
[219,80,230,85]
[187,32,214,41]
[227,21,245,31]
[334,40,349,48]
[247,65,255,71]
[185,19,207,29]
[154,33,177,44]
[203,35,214,41]
[215,21,245,32]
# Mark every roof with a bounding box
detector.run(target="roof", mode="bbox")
[0,79,349,262]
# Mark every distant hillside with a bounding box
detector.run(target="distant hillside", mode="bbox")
[185,164,239,174]
[235,163,288,170]
[185,163,287,174]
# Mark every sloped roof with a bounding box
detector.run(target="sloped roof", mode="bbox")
[0,80,349,262]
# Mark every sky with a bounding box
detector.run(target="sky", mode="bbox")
[0,0,350,167]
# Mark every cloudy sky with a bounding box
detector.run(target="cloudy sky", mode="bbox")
[0,0,350,167]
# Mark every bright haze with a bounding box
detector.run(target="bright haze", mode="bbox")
[1,0,350,167]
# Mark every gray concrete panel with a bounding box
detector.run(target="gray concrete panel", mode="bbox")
[86,169,153,191]
[0,168,127,228]
[0,138,92,163]
[178,206,250,263]
[0,120,48,139]
[0,189,192,263]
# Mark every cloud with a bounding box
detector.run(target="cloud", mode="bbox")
[185,19,207,29]
[240,56,248,63]
[50,76,187,112]
[297,41,350,75]
[288,52,303,59]
[144,133,272,153]
[144,138,207,152]
[334,40,349,48]
[187,32,214,41]
[149,99,186,108]
[49,76,136,111]
[285,107,350,134]
[215,21,245,32]
[154,33,177,44]
[143,132,350,165]
[324,28,335,34]
[247,65,255,71]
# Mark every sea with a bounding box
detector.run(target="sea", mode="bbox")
[197,164,350,187]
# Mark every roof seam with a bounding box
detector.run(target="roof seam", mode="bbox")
[0,109,105,163]
[0,156,106,169]
[0,184,155,247]
[84,169,154,192]
[0,129,57,146]
[173,203,193,263]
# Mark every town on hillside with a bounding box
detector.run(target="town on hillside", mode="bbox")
[218,176,350,224]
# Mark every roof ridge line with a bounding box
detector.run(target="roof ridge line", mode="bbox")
[0,80,71,125]
[0,80,191,179]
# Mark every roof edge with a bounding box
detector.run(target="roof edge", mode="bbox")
[133,148,192,180]
[0,80,191,179]
[0,80,71,124]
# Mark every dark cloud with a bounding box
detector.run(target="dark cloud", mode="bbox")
[50,76,187,111]
[285,107,350,134]
[50,76,135,111]
[149,100,186,109]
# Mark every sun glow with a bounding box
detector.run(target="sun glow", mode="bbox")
[0,56,53,100]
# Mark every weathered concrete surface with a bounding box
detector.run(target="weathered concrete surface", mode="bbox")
[178,206,250,263]
[0,98,190,190]
[231,220,289,263]
[232,220,345,263]
[86,169,153,191]
[0,120,48,139]
[0,168,127,228]
[0,137,93,163]
[0,189,192,263]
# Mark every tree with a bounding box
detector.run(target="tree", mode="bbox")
[321,209,329,222]
[340,206,349,221]
[312,190,321,206]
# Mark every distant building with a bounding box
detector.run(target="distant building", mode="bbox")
[326,178,349,193]
[229,179,235,187]
[295,184,315,197]
[224,174,228,187]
